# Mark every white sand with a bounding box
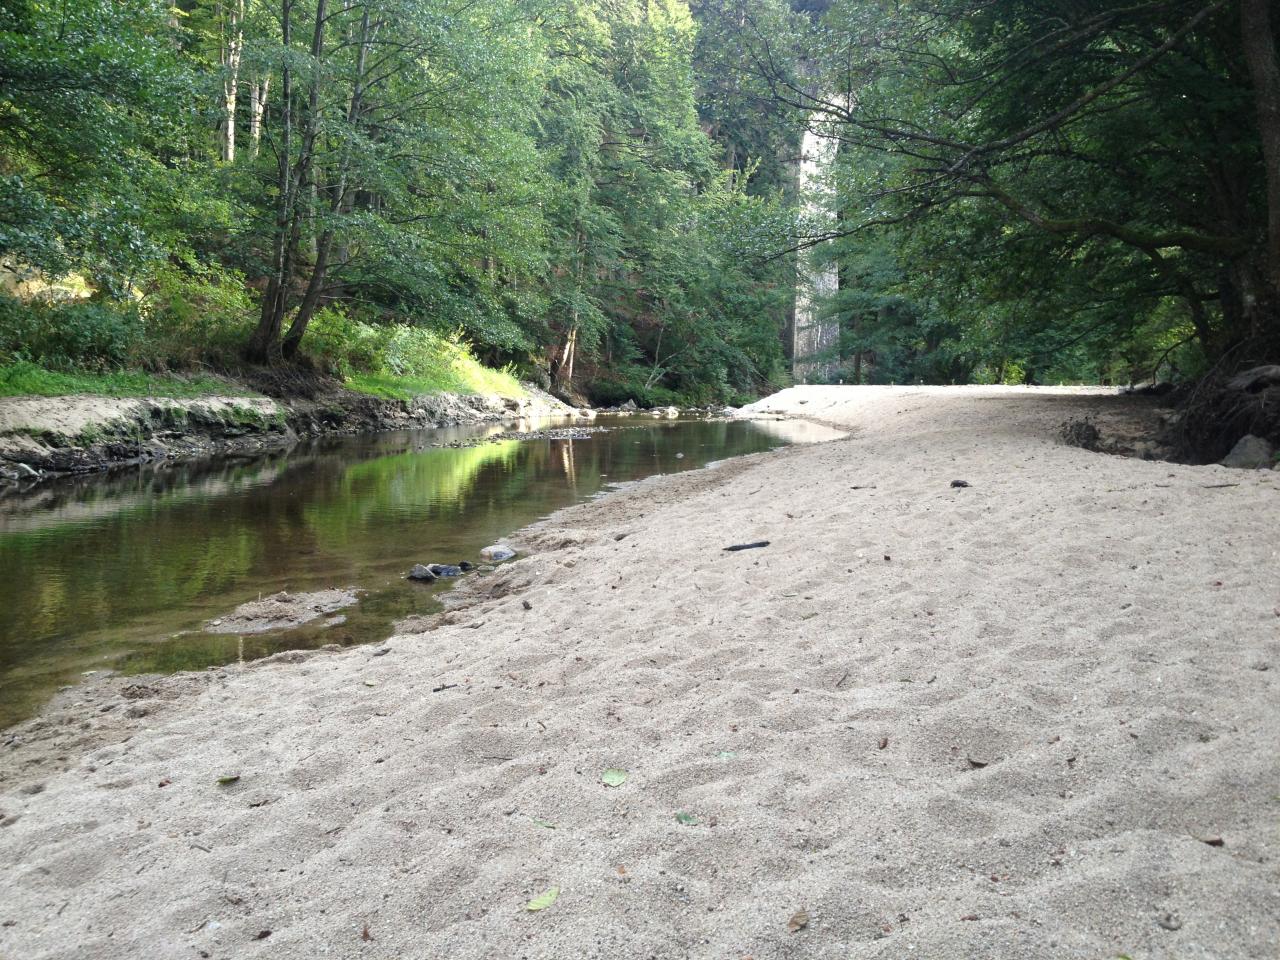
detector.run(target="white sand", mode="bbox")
[205,590,360,635]
[2,385,1278,959]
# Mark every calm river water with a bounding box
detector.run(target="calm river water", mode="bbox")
[0,415,815,726]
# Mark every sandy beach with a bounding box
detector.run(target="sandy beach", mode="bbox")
[2,385,1277,959]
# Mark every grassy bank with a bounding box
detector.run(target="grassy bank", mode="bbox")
[0,292,525,402]
[0,361,252,399]
[0,358,525,402]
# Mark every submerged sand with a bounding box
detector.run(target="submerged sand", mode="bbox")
[2,386,1277,959]
[204,589,360,635]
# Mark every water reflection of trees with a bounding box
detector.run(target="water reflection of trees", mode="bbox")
[0,419,787,726]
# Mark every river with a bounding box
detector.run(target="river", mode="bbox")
[0,414,821,726]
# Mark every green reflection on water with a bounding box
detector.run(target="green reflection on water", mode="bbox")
[0,417,786,726]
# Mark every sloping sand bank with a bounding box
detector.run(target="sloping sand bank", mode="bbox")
[2,386,1278,959]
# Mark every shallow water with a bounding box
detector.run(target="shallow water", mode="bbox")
[0,415,810,726]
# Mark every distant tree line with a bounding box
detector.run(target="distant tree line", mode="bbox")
[707,0,1280,385]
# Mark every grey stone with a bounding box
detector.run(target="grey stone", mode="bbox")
[1227,365,1280,392]
[1220,434,1274,469]
[428,563,464,577]
[408,564,438,582]
[480,544,516,562]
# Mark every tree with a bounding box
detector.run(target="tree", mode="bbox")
[0,0,192,286]
[726,0,1279,379]
[245,0,546,361]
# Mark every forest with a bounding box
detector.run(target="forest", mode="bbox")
[1,0,1278,403]
[3,5,1279,951]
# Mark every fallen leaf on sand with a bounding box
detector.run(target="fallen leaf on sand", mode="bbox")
[526,888,559,912]
[601,768,627,788]
[361,923,372,941]
[877,736,889,750]
[216,775,241,786]
[788,910,809,933]
[675,812,697,826]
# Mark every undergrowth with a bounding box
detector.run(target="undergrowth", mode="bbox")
[0,360,248,398]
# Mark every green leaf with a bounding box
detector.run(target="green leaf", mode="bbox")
[531,818,557,829]
[216,775,240,786]
[675,812,698,826]
[715,750,737,760]
[525,887,559,911]
[601,768,627,788]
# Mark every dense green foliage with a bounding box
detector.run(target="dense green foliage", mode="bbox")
[0,0,792,403]
[722,0,1280,384]
[2,0,1277,396]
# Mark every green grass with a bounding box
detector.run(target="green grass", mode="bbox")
[344,356,525,401]
[0,361,252,399]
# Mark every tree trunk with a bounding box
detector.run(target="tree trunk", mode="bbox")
[282,5,372,359]
[555,236,585,388]
[220,0,245,163]
[248,0,294,363]
[1241,0,1280,318]
[560,328,577,384]
[249,0,331,362]
[281,230,332,359]
[248,75,269,159]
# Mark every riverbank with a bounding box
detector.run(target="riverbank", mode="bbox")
[2,386,1277,959]
[0,379,576,488]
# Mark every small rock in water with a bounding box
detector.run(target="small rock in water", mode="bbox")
[1220,434,1274,469]
[408,564,438,582]
[428,564,464,578]
[480,544,516,562]
[458,560,476,572]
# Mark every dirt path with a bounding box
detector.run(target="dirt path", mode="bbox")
[2,386,1277,960]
